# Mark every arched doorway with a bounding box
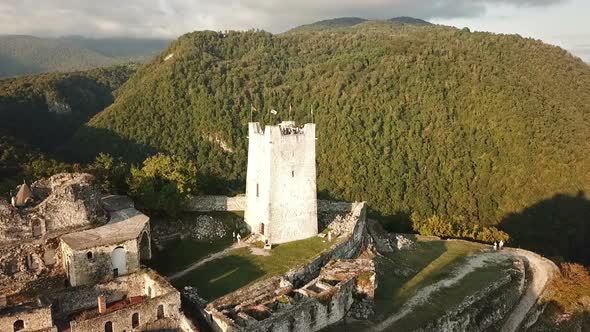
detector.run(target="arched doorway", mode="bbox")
[104,321,113,332]
[13,320,24,331]
[132,312,139,328]
[111,246,127,277]
[139,231,151,262]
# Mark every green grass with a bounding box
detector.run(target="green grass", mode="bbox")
[323,237,510,332]
[376,238,484,316]
[147,238,233,275]
[173,235,336,300]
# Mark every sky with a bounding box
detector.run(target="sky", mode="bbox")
[0,0,588,61]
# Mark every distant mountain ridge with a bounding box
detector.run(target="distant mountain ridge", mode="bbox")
[289,16,432,32]
[0,35,170,78]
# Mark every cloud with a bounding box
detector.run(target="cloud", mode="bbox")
[0,0,569,38]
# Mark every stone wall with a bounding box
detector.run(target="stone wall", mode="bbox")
[185,196,351,214]
[0,237,62,296]
[286,202,368,287]
[186,195,246,212]
[0,300,55,332]
[204,258,375,332]
[69,291,181,332]
[30,173,106,233]
[62,237,141,287]
[203,202,371,332]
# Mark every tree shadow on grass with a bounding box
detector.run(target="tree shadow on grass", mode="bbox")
[499,191,590,266]
[172,255,265,301]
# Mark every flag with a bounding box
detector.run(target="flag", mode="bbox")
[270,109,277,115]
[251,105,257,112]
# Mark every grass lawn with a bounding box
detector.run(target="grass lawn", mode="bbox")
[323,237,511,332]
[173,235,336,300]
[148,238,233,275]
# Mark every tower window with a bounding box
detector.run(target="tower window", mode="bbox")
[256,183,259,197]
[291,170,294,177]
[87,252,93,260]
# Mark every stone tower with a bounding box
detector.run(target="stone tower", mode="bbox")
[245,121,318,245]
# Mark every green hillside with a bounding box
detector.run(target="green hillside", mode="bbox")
[74,21,590,263]
[0,65,136,152]
[0,35,169,78]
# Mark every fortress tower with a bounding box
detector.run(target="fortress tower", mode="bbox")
[245,121,318,245]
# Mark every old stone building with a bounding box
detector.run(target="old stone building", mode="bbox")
[245,121,318,245]
[0,297,56,332]
[0,173,106,297]
[60,198,150,287]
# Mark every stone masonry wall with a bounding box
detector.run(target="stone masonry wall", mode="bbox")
[186,195,246,212]
[0,303,55,332]
[286,202,367,287]
[62,238,140,287]
[70,291,181,332]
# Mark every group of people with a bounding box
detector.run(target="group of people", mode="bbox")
[232,231,241,243]
[493,240,505,250]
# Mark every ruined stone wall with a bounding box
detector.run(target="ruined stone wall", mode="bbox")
[286,202,367,287]
[48,270,173,316]
[187,195,246,212]
[30,173,106,233]
[62,238,140,287]
[0,238,62,296]
[70,291,181,332]
[0,302,55,332]
[317,200,352,213]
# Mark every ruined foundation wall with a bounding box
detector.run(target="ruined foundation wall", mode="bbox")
[286,202,367,287]
[247,280,356,332]
[0,238,61,296]
[30,173,106,233]
[70,291,181,332]
[49,272,146,314]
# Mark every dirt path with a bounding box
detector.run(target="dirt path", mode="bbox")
[499,248,558,332]
[370,251,509,332]
[168,242,247,281]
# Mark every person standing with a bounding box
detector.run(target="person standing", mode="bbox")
[499,240,504,250]
[493,242,498,250]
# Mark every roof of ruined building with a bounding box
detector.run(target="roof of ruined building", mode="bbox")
[60,208,148,250]
[101,195,134,212]
[15,181,33,206]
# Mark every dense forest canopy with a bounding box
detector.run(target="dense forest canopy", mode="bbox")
[74,21,590,263]
[0,65,136,152]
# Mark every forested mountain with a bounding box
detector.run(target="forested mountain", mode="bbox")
[0,35,169,78]
[59,36,171,62]
[71,21,590,264]
[0,65,136,152]
[290,16,431,32]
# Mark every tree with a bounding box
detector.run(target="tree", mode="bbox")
[128,153,198,215]
[87,153,129,194]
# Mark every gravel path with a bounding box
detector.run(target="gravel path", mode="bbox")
[168,242,247,280]
[499,248,559,332]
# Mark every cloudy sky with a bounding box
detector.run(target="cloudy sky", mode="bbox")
[0,0,588,61]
